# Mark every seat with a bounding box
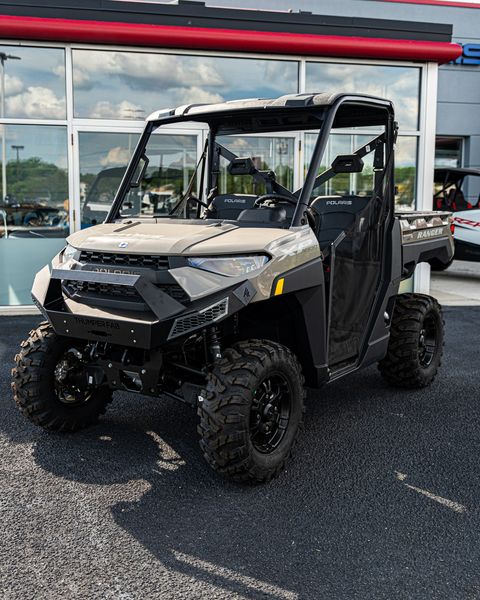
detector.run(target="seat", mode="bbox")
[206,194,258,220]
[237,206,287,224]
[309,195,371,249]
[447,188,470,211]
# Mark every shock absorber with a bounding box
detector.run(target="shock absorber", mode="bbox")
[207,326,222,361]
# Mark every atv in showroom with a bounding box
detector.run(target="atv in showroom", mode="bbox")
[433,167,480,269]
[12,93,454,483]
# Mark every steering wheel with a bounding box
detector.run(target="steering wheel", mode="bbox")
[254,193,297,207]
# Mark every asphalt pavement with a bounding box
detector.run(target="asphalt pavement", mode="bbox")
[1,308,480,600]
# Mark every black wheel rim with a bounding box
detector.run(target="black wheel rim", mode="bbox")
[54,351,92,406]
[418,312,438,368]
[249,373,291,454]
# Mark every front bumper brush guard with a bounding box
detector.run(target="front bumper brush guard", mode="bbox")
[52,267,186,320]
[32,267,187,349]
[32,265,255,349]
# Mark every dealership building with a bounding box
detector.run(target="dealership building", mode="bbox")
[0,0,471,311]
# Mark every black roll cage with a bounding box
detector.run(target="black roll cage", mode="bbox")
[106,96,396,229]
[434,169,480,197]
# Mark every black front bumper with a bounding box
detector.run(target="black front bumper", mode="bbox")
[32,264,255,349]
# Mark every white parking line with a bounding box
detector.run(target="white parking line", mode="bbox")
[395,471,467,513]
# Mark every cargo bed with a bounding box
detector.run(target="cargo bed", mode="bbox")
[395,210,454,277]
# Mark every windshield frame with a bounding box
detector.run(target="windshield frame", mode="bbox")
[105,98,394,227]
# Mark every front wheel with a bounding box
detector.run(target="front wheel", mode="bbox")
[12,322,112,432]
[378,294,444,388]
[197,340,305,483]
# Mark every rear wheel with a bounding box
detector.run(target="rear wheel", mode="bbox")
[378,294,444,388]
[197,340,305,483]
[12,322,112,432]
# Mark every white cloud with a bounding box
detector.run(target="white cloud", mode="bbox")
[54,63,91,89]
[223,137,250,151]
[89,99,143,119]
[174,86,223,105]
[5,73,23,96]
[6,87,65,118]
[73,50,224,92]
[73,68,92,89]
[307,64,419,130]
[100,146,131,167]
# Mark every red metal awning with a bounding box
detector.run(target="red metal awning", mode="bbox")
[0,15,462,63]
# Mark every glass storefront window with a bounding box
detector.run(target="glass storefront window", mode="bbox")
[435,137,463,168]
[216,136,295,195]
[72,50,298,119]
[0,45,66,119]
[0,125,69,237]
[305,132,380,197]
[0,124,68,305]
[79,131,197,224]
[0,45,428,307]
[304,132,417,209]
[305,62,420,131]
[79,132,139,227]
[395,136,418,209]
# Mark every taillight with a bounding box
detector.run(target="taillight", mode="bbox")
[449,217,455,235]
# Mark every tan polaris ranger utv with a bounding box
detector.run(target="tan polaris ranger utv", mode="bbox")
[12,93,454,483]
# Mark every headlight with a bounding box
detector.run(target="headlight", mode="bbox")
[187,255,269,277]
[60,243,77,264]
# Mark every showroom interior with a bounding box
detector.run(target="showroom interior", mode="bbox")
[0,0,462,309]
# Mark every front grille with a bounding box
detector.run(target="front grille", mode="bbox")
[62,280,189,306]
[63,280,140,300]
[157,285,190,304]
[79,251,169,270]
[169,298,229,339]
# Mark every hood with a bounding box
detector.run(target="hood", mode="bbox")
[67,220,292,255]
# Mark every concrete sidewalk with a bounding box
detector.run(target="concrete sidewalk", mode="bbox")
[431,260,480,306]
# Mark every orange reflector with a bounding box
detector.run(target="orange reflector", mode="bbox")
[274,278,284,296]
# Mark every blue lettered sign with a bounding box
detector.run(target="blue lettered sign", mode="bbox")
[453,44,480,65]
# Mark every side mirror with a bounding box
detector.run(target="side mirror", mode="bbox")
[228,157,256,176]
[331,154,364,174]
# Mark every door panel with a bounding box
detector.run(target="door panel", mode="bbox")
[305,132,387,368]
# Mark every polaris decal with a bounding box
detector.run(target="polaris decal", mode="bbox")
[92,267,137,275]
[224,198,246,204]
